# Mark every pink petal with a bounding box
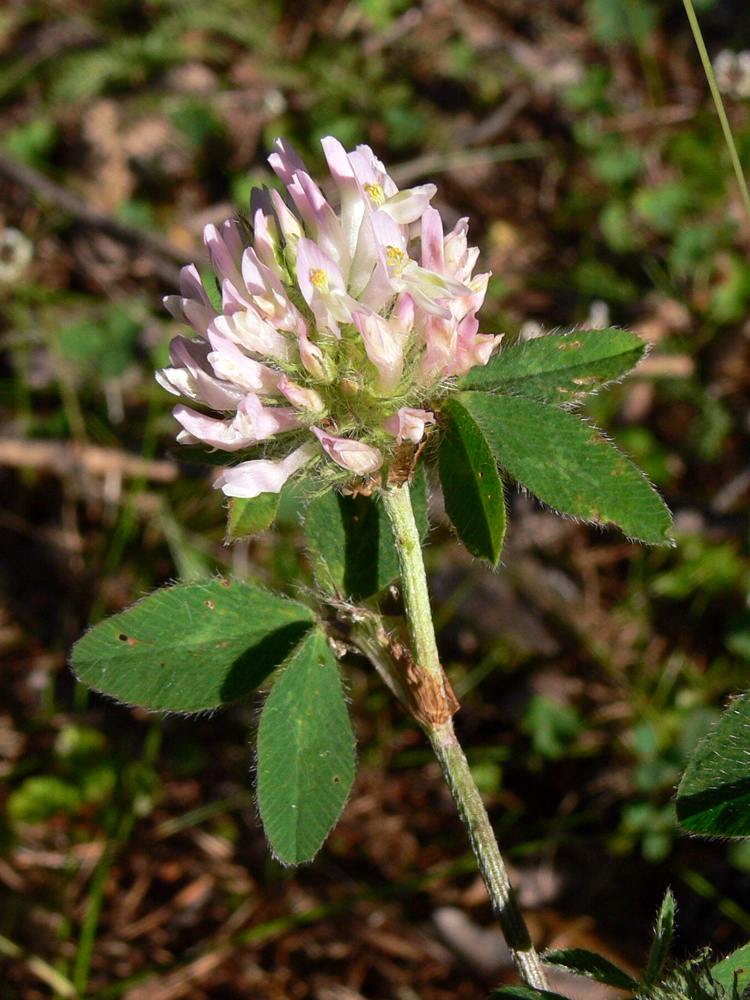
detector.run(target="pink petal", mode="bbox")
[382,184,437,224]
[269,188,304,246]
[206,328,281,394]
[298,323,326,379]
[173,394,299,452]
[241,246,284,298]
[321,135,364,259]
[220,219,246,262]
[444,329,504,378]
[268,138,308,186]
[277,374,325,412]
[311,427,383,476]
[420,207,444,273]
[221,279,253,316]
[163,264,218,335]
[296,238,356,337]
[161,335,247,409]
[390,293,416,345]
[173,404,255,451]
[216,442,317,499]
[444,218,480,281]
[296,238,347,301]
[252,207,283,277]
[382,407,435,445]
[370,210,407,257]
[270,140,346,263]
[203,223,243,290]
[168,333,210,370]
[156,366,244,410]
[237,393,301,438]
[352,310,404,394]
[294,169,348,273]
[348,144,398,198]
[210,312,291,362]
[351,216,392,306]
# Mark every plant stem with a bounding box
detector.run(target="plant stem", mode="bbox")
[381,482,549,991]
[427,719,548,990]
[380,482,442,682]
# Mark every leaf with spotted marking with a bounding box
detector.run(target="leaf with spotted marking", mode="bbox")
[257,627,355,865]
[458,328,647,403]
[71,579,315,712]
[711,942,750,998]
[457,392,672,544]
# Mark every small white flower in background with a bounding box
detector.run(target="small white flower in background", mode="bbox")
[714,50,750,100]
[158,136,501,499]
[518,320,545,342]
[582,300,610,331]
[0,228,33,285]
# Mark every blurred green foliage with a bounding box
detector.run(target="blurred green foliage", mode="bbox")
[523,695,586,762]
[6,724,160,825]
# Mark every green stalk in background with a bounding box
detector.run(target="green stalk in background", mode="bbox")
[682,0,750,225]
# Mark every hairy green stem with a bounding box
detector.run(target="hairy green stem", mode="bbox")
[381,482,548,990]
[682,0,750,226]
[380,482,442,681]
[427,720,548,990]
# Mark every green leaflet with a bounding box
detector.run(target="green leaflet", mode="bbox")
[71,579,315,712]
[438,397,506,565]
[489,988,571,1000]
[256,627,355,865]
[226,492,281,542]
[677,690,750,836]
[304,468,429,600]
[711,943,750,998]
[543,949,639,992]
[458,328,646,403]
[457,392,673,545]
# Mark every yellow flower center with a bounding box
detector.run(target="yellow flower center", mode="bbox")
[310,268,329,293]
[364,183,385,207]
[386,246,406,274]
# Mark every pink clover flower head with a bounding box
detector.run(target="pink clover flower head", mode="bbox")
[157,136,499,498]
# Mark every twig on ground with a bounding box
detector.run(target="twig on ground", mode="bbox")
[598,104,696,134]
[123,949,230,1000]
[466,88,531,145]
[0,438,178,482]
[389,141,550,188]
[0,149,192,286]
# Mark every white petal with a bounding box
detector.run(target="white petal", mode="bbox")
[216,442,317,498]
